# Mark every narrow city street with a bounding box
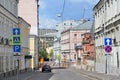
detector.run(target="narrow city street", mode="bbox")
[1,0,120,79]
[49,68,100,80]
[1,67,103,80]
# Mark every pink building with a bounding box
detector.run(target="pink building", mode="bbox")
[18,0,39,35]
[18,0,39,70]
[61,21,93,62]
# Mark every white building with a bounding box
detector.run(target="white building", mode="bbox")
[56,19,85,37]
[53,37,61,59]
[0,0,18,76]
[94,0,120,75]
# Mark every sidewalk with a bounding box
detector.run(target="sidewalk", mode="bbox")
[69,67,120,80]
[0,70,39,80]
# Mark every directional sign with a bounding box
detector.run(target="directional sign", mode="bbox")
[12,35,22,45]
[104,38,112,45]
[13,45,21,53]
[13,28,20,35]
[105,46,112,53]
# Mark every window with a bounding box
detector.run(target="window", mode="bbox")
[74,54,76,60]
[74,43,77,48]
[70,23,72,25]
[74,34,77,38]
[64,23,66,25]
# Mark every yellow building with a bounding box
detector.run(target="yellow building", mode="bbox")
[18,17,31,72]
[29,35,38,70]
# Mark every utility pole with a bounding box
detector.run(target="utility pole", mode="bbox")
[82,8,85,19]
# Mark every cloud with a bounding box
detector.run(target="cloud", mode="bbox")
[39,0,46,10]
[69,0,99,4]
[39,15,58,29]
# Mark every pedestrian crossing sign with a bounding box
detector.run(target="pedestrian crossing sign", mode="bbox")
[12,35,22,45]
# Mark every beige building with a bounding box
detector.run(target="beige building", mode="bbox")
[94,0,120,75]
[0,0,19,77]
[29,35,38,70]
[18,17,31,71]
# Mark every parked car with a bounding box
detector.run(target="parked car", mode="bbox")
[42,64,51,72]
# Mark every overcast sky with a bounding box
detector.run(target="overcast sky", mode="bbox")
[39,0,99,29]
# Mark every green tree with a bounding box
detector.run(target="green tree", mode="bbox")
[38,48,48,60]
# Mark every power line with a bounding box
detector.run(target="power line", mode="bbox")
[61,0,66,21]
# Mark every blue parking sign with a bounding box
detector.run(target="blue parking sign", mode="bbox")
[13,45,21,52]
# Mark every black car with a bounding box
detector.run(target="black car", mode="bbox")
[42,64,51,72]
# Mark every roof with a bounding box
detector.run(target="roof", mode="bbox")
[71,21,93,30]
[93,0,103,11]
[90,23,94,33]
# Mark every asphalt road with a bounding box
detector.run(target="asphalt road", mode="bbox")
[25,68,99,80]
[1,68,100,80]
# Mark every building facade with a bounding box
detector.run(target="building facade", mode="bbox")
[18,17,31,71]
[56,19,86,37]
[39,29,58,48]
[18,0,39,35]
[53,38,61,59]
[78,33,95,71]
[94,0,120,75]
[0,0,18,76]
[29,35,38,70]
[61,21,92,62]
[54,19,86,60]
[18,0,39,70]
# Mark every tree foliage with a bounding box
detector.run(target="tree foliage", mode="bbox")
[38,48,48,59]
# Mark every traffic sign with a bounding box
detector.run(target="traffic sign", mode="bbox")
[13,28,20,35]
[13,45,21,53]
[104,38,112,45]
[69,59,72,62]
[105,46,112,53]
[12,35,22,45]
[12,28,22,56]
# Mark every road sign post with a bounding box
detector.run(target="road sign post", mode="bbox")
[12,28,22,55]
[12,28,22,80]
[104,38,112,54]
[104,38,112,74]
